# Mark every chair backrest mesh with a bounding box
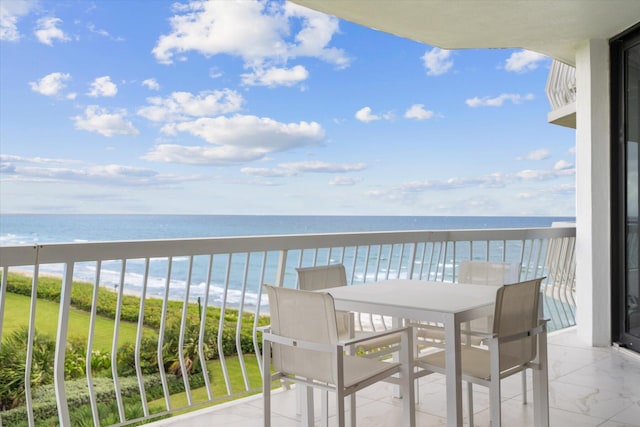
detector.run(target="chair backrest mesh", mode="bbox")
[265,285,339,384]
[492,278,543,371]
[296,264,348,291]
[459,260,521,286]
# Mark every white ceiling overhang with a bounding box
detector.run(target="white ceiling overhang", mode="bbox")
[289,0,640,65]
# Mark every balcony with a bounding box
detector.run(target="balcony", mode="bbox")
[546,60,577,129]
[0,224,604,426]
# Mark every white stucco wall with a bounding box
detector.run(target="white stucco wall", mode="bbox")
[575,39,612,347]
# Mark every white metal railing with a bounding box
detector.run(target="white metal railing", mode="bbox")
[0,225,575,426]
[546,59,576,111]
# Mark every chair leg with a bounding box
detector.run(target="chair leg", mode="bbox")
[262,343,271,427]
[337,390,346,427]
[301,385,315,427]
[467,382,474,427]
[489,380,501,427]
[321,390,329,427]
[533,330,550,427]
[295,384,301,416]
[350,394,356,427]
[522,371,528,404]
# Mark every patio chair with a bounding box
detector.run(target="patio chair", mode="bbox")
[458,260,521,337]
[296,265,404,425]
[262,285,415,427]
[458,261,531,407]
[413,260,521,347]
[296,264,401,357]
[414,277,549,427]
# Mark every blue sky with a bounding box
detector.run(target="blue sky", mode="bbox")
[0,0,576,216]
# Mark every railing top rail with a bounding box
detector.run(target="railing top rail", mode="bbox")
[0,226,575,266]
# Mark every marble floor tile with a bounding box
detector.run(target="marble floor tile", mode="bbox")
[145,328,640,427]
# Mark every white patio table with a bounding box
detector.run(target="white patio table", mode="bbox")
[324,279,498,427]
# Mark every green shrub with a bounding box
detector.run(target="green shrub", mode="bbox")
[4,273,268,343]
[0,374,195,426]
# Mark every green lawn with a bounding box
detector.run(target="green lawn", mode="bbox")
[148,355,266,415]
[2,292,152,352]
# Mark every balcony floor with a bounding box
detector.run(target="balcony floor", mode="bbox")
[148,328,640,426]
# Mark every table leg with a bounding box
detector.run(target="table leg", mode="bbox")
[533,328,549,427]
[444,313,463,427]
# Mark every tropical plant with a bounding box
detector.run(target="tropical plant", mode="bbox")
[0,327,55,409]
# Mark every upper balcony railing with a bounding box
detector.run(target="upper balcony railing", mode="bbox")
[0,225,575,426]
[546,59,577,128]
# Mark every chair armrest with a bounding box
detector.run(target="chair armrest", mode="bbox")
[257,325,271,333]
[490,322,548,345]
[263,332,336,353]
[340,326,409,347]
[459,329,494,339]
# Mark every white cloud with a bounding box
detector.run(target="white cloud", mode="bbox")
[568,146,576,156]
[0,154,83,165]
[73,105,139,137]
[518,183,576,200]
[465,93,534,107]
[87,76,118,97]
[152,0,348,87]
[241,65,309,87]
[421,47,453,76]
[35,17,70,46]
[29,72,71,97]
[0,158,192,186]
[137,89,244,122]
[142,78,160,91]
[554,160,573,170]
[329,176,360,186]
[146,115,325,165]
[515,167,575,180]
[523,148,551,161]
[366,165,575,202]
[87,22,124,41]
[505,49,547,73]
[1,0,37,41]
[356,106,385,123]
[284,2,350,69]
[404,104,435,120]
[241,161,366,177]
[209,67,223,79]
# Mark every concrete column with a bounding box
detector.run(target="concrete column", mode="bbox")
[575,39,611,346]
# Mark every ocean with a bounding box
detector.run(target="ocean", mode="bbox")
[0,215,575,308]
[0,214,574,246]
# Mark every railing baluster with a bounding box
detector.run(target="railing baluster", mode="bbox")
[179,256,194,405]
[396,243,405,279]
[0,265,8,350]
[218,255,232,395]
[427,241,436,280]
[157,257,173,411]
[236,253,250,391]
[362,245,371,282]
[135,258,150,417]
[200,254,214,401]
[384,244,392,281]
[254,251,268,376]
[25,263,38,427]
[111,260,126,423]
[86,261,101,426]
[55,261,74,426]
[407,242,416,279]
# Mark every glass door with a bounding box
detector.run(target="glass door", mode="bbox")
[614,27,640,350]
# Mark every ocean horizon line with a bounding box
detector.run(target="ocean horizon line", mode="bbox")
[0,213,577,218]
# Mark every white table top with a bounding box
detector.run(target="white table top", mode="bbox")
[324,279,498,321]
